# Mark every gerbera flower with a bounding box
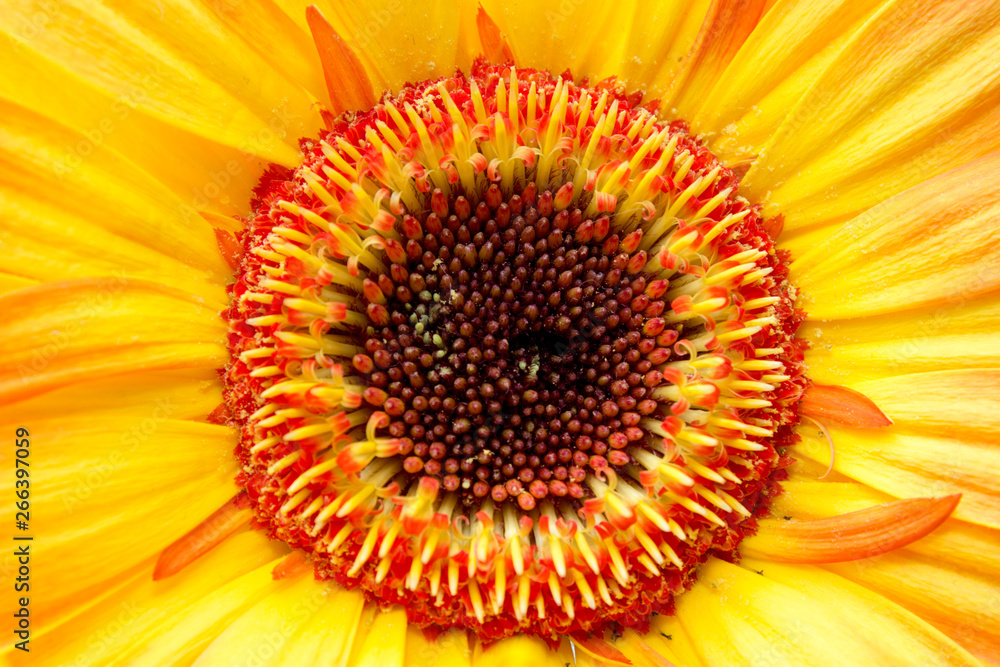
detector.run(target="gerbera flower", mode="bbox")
[1,0,998,665]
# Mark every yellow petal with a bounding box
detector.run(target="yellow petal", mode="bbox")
[473,636,567,667]
[663,0,769,120]
[191,574,325,666]
[131,553,292,667]
[795,423,1000,530]
[827,553,1000,665]
[480,0,627,81]
[767,479,892,519]
[0,279,228,403]
[349,606,407,667]
[272,586,368,667]
[805,332,1000,386]
[0,417,238,628]
[741,0,1000,232]
[677,557,980,666]
[774,223,840,262]
[0,99,232,280]
[851,370,1000,441]
[24,531,288,666]
[478,0,713,97]
[698,0,884,151]
[798,288,1000,349]
[616,626,695,666]
[606,0,712,98]
[316,0,461,94]
[404,627,472,667]
[0,0,315,165]
[0,368,223,425]
[0,37,264,221]
[0,185,226,303]
[200,0,328,105]
[0,273,39,296]
[790,153,1000,320]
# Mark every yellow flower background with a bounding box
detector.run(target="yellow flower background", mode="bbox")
[1,0,999,665]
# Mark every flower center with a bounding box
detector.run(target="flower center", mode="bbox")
[224,63,806,642]
[359,182,672,512]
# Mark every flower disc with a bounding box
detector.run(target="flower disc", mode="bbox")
[224,62,807,641]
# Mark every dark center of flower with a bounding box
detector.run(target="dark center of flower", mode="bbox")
[356,182,670,511]
[223,62,806,642]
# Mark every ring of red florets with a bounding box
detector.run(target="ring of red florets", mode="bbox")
[223,62,806,642]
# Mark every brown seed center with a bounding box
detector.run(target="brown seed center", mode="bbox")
[356,182,672,511]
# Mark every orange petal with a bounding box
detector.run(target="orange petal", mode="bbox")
[153,492,253,581]
[664,0,768,118]
[741,495,960,563]
[272,550,312,580]
[572,633,634,665]
[200,209,245,234]
[205,402,231,426]
[476,5,515,65]
[306,4,377,115]
[214,228,243,273]
[799,383,892,428]
[611,630,683,667]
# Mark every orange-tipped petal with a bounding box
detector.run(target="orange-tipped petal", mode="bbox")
[153,491,253,580]
[611,630,681,667]
[306,5,377,115]
[199,209,245,234]
[272,550,312,580]
[799,383,892,428]
[572,633,633,665]
[665,0,768,118]
[205,402,231,425]
[214,228,242,273]
[740,495,961,563]
[477,6,515,65]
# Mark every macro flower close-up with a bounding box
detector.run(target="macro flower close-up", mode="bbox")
[1,0,999,665]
